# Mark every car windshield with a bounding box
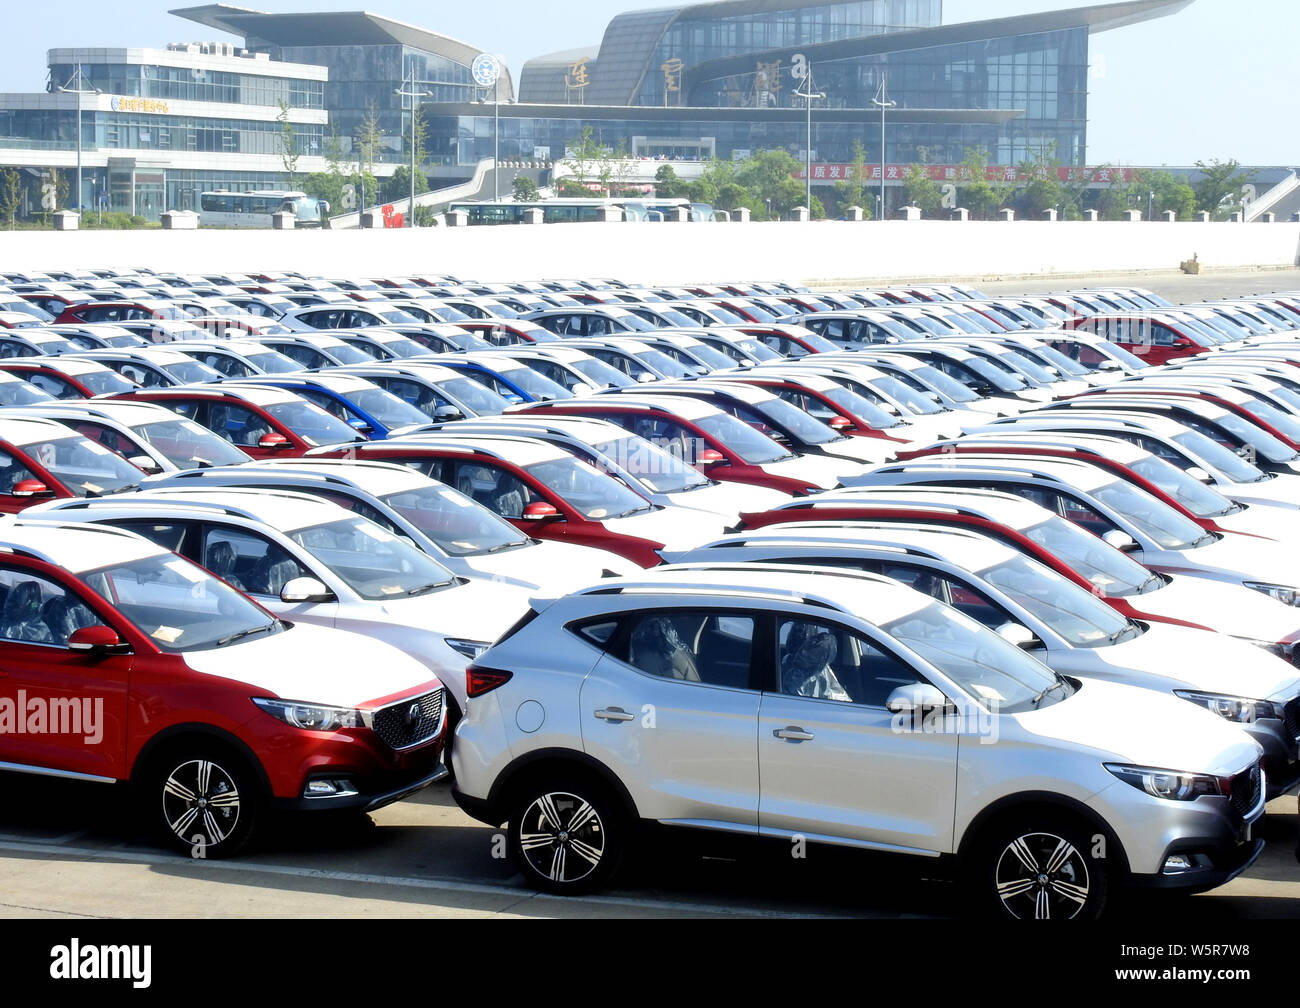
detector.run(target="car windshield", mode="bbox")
[379,310,420,324]
[706,307,746,325]
[695,411,792,464]
[594,434,711,493]
[430,305,471,322]
[524,456,652,519]
[17,433,141,495]
[72,367,139,396]
[262,399,361,446]
[657,309,702,327]
[245,350,300,374]
[1208,411,1296,463]
[977,553,1134,648]
[81,552,280,653]
[376,337,429,359]
[1123,454,1239,517]
[379,484,528,555]
[1021,515,1155,596]
[1029,344,1091,377]
[908,363,981,403]
[1234,396,1300,443]
[632,348,692,378]
[872,374,944,415]
[820,386,901,429]
[1172,430,1266,482]
[882,599,1069,714]
[133,418,250,468]
[734,338,782,361]
[345,387,430,429]
[289,516,458,599]
[498,365,572,402]
[751,396,843,445]
[319,342,373,364]
[682,343,738,371]
[162,359,223,384]
[572,357,635,389]
[612,313,655,332]
[0,379,54,405]
[1089,479,1209,550]
[436,376,510,415]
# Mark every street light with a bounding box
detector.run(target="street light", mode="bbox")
[1148,190,1155,221]
[871,74,896,221]
[394,67,432,228]
[56,63,100,220]
[792,65,825,215]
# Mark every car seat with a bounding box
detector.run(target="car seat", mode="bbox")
[630,616,700,681]
[204,540,246,591]
[3,580,53,643]
[781,625,849,701]
[251,553,300,596]
[42,595,98,645]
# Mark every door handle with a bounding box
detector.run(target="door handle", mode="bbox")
[594,707,635,722]
[773,726,814,741]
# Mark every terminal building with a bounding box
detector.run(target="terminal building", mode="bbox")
[0,0,1197,220]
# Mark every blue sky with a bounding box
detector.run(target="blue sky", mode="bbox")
[6,0,1294,165]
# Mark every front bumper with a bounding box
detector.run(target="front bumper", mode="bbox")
[273,752,449,813]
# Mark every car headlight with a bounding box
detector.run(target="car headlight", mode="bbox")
[1173,689,1284,723]
[252,697,363,732]
[445,637,492,660]
[1243,581,1300,606]
[1104,763,1226,801]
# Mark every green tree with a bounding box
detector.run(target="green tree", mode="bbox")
[0,168,21,228]
[654,163,685,198]
[562,126,604,194]
[354,102,383,209]
[901,163,942,216]
[1146,168,1197,220]
[830,141,871,218]
[957,146,999,219]
[736,149,805,217]
[1194,158,1247,220]
[381,165,428,205]
[1015,143,1064,217]
[276,98,300,184]
[1094,168,1146,220]
[513,176,541,201]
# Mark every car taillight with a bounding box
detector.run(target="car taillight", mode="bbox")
[467,665,513,699]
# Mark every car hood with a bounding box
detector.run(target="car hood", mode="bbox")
[1136,573,1300,642]
[1009,676,1262,775]
[1049,622,1300,699]
[181,620,439,708]
[601,504,728,551]
[463,538,639,590]
[662,479,789,521]
[760,452,849,490]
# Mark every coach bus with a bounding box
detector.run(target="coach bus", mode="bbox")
[198,190,327,228]
[448,197,716,225]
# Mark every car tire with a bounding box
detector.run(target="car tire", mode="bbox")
[143,744,261,859]
[507,774,623,895]
[973,812,1109,920]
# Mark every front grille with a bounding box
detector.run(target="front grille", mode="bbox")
[1228,763,1263,819]
[371,689,444,751]
[1283,697,1300,744]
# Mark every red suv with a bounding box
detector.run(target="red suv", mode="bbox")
[0,519,447,856]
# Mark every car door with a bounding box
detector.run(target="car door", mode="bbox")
[197,524,335,626]
[758,615,958,854]
[0,564,129,780]
[579,608,761,827]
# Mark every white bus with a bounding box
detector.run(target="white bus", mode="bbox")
[198,190,327,228]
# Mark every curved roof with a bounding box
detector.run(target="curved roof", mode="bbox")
[170,5,515,98]
[584,0,1192,106]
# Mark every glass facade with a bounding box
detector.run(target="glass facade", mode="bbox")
[634,0,941,105]
[48,62,324,109]
[272,44,483,162]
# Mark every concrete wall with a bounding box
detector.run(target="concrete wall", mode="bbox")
[2,220,1296,285]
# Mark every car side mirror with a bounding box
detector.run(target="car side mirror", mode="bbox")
[1102,529,1139,553]
[521,501,561,522]
[995,621,1040,650]
[433,405,464,421]
[68,625,132,657]
[697,448,725,467]
[828,415,852,431]
[636,372,656,383]
[128,454,162,474]
[279,577,335,604]
[348,418,374,433]
[570,382,594,396]
[11,479,52,498]
[1185,466,1211,483]
[258,432,293,450]
[885,683,953,728]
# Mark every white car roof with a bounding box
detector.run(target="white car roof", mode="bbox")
[0,415,79,445]
[403,433,568,467]
[244,458,433,496]
[59,486,351,533]
[697,523,1016,569]
[1,518,166,573]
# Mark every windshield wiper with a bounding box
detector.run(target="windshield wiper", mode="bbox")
[404,582,451,596]
[215,621,279,647]
[1031,678,1069,709]
[482,540,528,554]
[1137,572,1164,593]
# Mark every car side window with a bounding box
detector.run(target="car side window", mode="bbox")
[71,421,137,458]
[776,618,921,707]
[0,449,39,495]
[27,373,78,399]
[452,461,534,519]
[202,526,309,597]
[620,610,755,689]
[0,569,99,647]
[117,520,189,554]
[206,403,272,447]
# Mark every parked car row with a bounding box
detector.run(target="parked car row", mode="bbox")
[1,266,1299,919]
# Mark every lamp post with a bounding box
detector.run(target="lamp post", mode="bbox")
[394,67,432,228]
[1147,190,1154,221]
[792,63,824,215]
[871,74,896,221]
[56,63,100,218]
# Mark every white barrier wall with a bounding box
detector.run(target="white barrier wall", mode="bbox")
[0,220,1296,284]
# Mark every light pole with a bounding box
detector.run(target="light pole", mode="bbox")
[394,67,431,228]
[56,63,100,218]
[871,74,896,221]
[1147,190,1154,221]
[493,77,500,202]
[792,63,824,215]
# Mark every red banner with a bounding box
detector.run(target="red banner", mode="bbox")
[794,164,1141,184]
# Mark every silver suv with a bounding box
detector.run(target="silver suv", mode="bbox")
[452,565,1267,918]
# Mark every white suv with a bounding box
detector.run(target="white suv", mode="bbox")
[452,565,1266,918]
